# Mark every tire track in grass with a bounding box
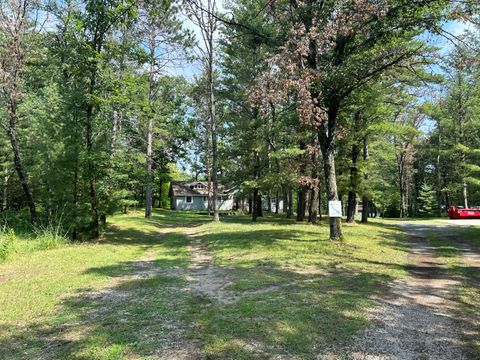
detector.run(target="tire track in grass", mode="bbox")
[319,222,471,360]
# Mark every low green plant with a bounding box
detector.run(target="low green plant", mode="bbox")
[0,227,16,261]
[34,221,69,250]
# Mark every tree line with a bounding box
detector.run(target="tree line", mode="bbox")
[0,0,479,240]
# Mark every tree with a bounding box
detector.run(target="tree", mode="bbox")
[138,0,193,219]
[251,0,457,239]
[0,0,42,225]
[185,0,221,221]
[417,182,436,217]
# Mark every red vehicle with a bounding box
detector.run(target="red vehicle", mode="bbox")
[448,206,480,219]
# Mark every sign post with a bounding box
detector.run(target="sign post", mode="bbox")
[328,200,342,217]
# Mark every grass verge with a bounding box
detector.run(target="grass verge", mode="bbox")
[1,211,411,359]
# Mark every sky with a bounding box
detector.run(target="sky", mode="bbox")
[169,1,226,80]
[177,5,477,78]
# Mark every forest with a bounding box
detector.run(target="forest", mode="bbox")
[1,0,479,241]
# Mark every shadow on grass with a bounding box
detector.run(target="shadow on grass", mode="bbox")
[0,261,400,359]
[2,258,476,359]
[0,213,406,359]
[2,211,476,359]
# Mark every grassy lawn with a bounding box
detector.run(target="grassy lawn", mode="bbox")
[0,211,411,359]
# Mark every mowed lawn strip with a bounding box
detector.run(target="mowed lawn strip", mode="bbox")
[1,211,411,359]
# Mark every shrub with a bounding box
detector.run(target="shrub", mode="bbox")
[34,222,69,250]
[0,227,17,261]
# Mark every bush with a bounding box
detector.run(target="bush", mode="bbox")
[34,222,69,250]
[0,227,17,261]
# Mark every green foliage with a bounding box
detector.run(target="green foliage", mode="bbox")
[33,222,69,250]
[0,227,16,261]
[417,182,437,217]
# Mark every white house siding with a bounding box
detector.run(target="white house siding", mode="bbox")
[174,196,234,211]
[218,198,234,211]
[261,199,285,212]
[175,196,207,210]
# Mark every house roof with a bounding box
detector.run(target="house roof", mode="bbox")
[170,181,231,196]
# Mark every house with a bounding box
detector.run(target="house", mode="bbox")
[169,181,234,211]
[262,198,285,213]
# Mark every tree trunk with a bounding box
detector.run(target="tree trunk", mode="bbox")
[158,180,163,208]
[297,140,307,222]
[2,166,8,212]
[308,142,319,224]
[436,130,442,215]
[6,109,37,225]
[206,23,219,222]
[463,178,468,209]
[398,151,407,218]
[346,149,359,223]
[145,113,153,218]
[252,150,262,220]
[205,117,212,213]
[145,39,156,219]
[319,103,343,240]
[257,193,263,217]
[346,191,356,223]
[346,113,361,223]
[320,143,342,240]
[296,188,306,221]
[252,189,259,222]
[318,183,323,222]
[287,187,293,219]
[275,191,279,214]
[308,186,319,224]
[72,137,79,240]
[361,136,369,223]
[111,23,128,155]
[86,102,99,237]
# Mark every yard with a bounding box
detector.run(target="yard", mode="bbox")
[0,211,478,359]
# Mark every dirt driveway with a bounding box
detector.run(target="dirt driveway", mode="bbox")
[437,219,480,227]
[320,219,480,360]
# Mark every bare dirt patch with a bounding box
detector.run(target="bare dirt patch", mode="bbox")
[184,228,289,306]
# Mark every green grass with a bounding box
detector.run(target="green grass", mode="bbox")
[185,217,409,359]
[0,210,412,359]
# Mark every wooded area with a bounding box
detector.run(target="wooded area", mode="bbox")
[0,0,479,240]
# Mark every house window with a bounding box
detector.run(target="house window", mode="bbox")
[203,196,207,202]
[186,196,192,203]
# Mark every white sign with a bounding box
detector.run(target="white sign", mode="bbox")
[328,201,342,217]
